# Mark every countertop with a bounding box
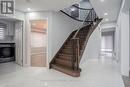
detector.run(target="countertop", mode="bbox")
[0,41,15,43]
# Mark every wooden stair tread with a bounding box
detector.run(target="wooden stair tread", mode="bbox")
[58,54,73,60]
[58,54,72,60]
[59,53,73,57]
[51,63,80,77]
[62,48,72,51]
[58,57,72,61]
[64,44,72,46]
[55,58,72,67]
[61,50,73,53]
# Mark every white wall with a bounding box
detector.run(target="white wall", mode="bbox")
[115,16,121,70]
[80,25,101,65]
[118,11,129,76]
[25,11,82,67]
[0,11,25,21]
[100,22,116,29]
[116,0,130,76]
[129,10,130,71]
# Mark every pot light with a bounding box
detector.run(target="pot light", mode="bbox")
[104,13,108,16]
[105,18,109,21]
[100,0,104,2]
[44,82,48,86]
[71,7,76,11]
[27,8,31,11]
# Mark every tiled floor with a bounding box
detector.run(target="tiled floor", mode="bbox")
[0,57,125,87]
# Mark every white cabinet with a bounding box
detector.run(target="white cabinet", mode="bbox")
[0,20,15,36]
[0,20,8,36]
[7,22,14,36]
[4,22,14,36]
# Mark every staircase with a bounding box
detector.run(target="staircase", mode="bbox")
[49,8,102,77]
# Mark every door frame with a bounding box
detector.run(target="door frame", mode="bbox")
[15,20,24,66]
[28,18,49,68]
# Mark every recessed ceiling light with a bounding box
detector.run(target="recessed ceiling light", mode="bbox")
[104,13,108,16]
[27,8,31,11]
[71,7,76,11]
[105,18,109,21]
[44,82,48,86]
[100,0,104,2]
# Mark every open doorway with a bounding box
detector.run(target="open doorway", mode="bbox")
[101,31,115,57]
[30,20,48,67]
[0,19,24,66]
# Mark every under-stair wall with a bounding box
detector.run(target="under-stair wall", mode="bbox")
[80,24,101,66]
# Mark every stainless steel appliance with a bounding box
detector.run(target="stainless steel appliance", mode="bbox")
[0,43,15,63]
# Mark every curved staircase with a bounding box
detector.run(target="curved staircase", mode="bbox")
[50,8,102,77]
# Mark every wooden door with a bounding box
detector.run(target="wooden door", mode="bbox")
[30,20,47,67]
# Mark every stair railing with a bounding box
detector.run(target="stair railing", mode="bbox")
[60,5,92,22]
[71,8,97,71]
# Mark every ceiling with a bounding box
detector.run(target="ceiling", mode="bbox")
[15,0,122,23]
[90,0,122,22]
[15,0,79,12]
